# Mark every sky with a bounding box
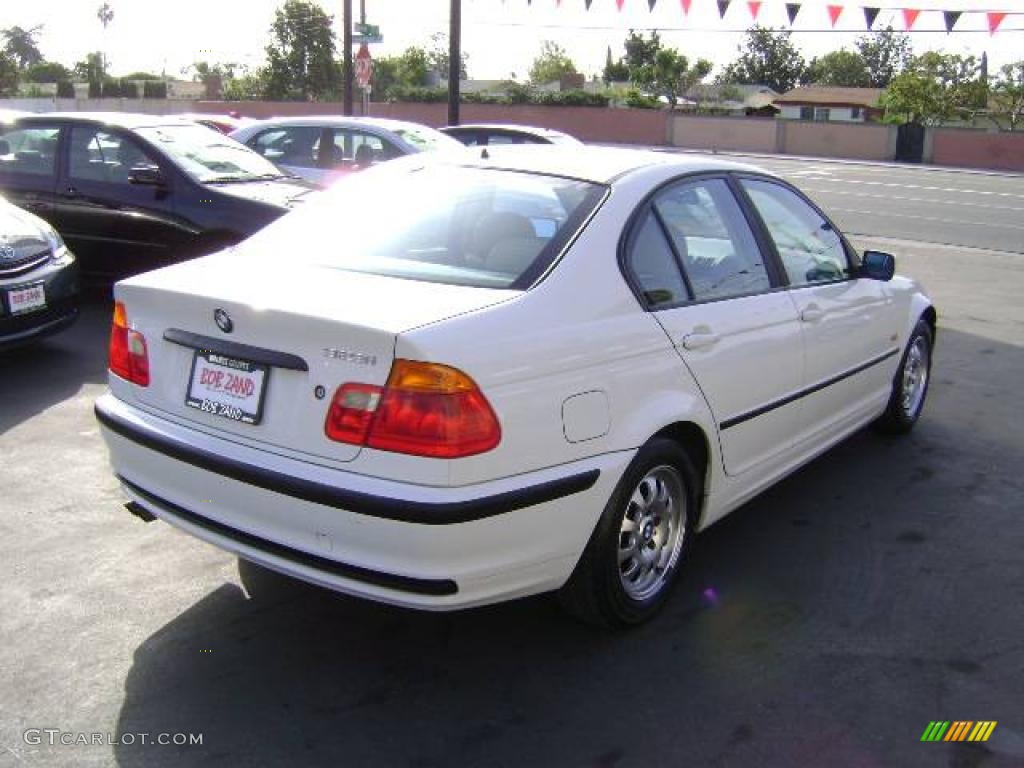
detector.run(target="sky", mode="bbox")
[3,0,1022,82]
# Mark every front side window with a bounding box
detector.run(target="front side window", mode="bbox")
[741,179,850,287]
[653,178,770,301]
[69,127,158,184]
[134,124,284,183]
[0,126,60,177]
[245,165,605,289]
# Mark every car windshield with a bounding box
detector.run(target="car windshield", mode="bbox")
[246,163,606,289]
[134,124,285,183]
[391,125,462,153]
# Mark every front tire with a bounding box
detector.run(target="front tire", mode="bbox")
[875,319,933,434]
[559,438,699,627]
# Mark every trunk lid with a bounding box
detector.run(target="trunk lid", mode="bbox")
[116,252,516,463]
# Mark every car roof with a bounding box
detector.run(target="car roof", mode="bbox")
[234,115,433,131]
[13,111,200,130]
[435,144,773,185]
[444,123,571,138]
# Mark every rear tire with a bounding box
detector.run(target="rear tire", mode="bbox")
[875,319,933,434]
[559,438,699,628]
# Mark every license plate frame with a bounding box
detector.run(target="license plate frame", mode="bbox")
[7,283,47,316]
[185,350,270,426]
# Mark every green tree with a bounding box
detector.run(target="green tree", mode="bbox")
[991,61,1024,131]
[623,30,662,75]
[2,25,44,70]
[805,49,870,87]
[720,27,806,93]
[222,68,266,101]
[24,61,71,83]
[426,32,468,80]
[603,46,628,84]
[73,52,105,83]
[528,41,578,85]
[264,0,341,101]
[881,72,948,125]
[396,46,430,87]
[0,52,19,96]
[96,3,114,73]
[633,48,711,109]
[855,27,912,88]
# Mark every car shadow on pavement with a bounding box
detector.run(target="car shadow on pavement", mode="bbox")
[110,327,1023,768]
[0,294,111,435]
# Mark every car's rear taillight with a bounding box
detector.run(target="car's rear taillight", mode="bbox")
[108,301,150,387]
[324,360,501,458]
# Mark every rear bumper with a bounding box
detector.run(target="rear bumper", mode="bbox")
[96,393,632,610]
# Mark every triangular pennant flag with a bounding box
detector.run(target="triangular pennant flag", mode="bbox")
[717,0,731,19]
[862,6,879,29]
[616,0,625,11]
[649,0,658,11]
[902,8,920,30]
[943,11,961,33]
[827,4,842,27]
[748,2,761,20]
[585,0,594,9]
[987,12,1007,35]
[786,3,801,25]
[681,0,693,15]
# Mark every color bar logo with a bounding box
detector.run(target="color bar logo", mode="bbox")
[921,721,997,742]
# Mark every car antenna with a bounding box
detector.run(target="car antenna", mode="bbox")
[480,148,489,160]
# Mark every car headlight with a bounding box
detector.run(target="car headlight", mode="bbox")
[44,225,72,265]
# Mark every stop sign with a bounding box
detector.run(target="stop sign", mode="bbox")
[355,43,373,89]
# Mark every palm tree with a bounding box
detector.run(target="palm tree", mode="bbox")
[97,3,114,75]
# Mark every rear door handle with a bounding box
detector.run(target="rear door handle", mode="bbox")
[60,186,78,199]
[682,331,720,350]
[800,305,825,323]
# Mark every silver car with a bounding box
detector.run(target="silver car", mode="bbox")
[230,116,462,186]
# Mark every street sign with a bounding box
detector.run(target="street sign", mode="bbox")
[354,43,374,89]
[353,21,382,44]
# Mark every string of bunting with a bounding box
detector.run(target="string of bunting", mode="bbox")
[514,1,1016,34]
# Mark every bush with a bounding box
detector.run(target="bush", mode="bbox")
[534,89,609,107]
[624,89,661,109]
[101,79,120,98]
[120,79,139,98]
[56,80,75,98]
[143,80,167,99]
[384,85,447,103]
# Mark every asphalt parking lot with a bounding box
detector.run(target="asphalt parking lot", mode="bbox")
[1,158,1023,767]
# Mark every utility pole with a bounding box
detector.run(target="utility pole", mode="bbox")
[448,0,461,125]
[343,0,353,115]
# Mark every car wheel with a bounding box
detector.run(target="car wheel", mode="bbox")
[559,438,699,627]
[875,319,933,434]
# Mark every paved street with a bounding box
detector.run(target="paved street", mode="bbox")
[1,161,1023,767]
[698,154,1024,255]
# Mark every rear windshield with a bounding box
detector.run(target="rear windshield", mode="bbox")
[249,164,606,289]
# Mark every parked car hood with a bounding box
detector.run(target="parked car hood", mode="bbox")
[0,198,51,251]
[206,178,317,210]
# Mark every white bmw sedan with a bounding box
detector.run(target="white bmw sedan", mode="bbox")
[96,147,935,626]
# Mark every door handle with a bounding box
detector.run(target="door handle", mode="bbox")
[800,305,825,323]
[59,186,78,198]
[682,331,720,350]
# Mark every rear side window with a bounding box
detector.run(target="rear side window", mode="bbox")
[0,126,60,177]
[626,213,690,308]
[248,165,605,289]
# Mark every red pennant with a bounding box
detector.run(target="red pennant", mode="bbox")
[902,8,920,30]
[748,1,761,20]
[827,5,842,27]
[616,0,625,10]
[987,12,1007,35]
[680,0,692,15]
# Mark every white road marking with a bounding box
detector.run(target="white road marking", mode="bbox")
[830,206,1024,231]
[798,186,1024,214]
[794,177,1024,200]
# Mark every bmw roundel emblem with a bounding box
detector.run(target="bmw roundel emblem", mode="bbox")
[214,308,234,334]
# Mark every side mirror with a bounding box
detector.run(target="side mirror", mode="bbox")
[860,250,895,281]
[128,165,166,187]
